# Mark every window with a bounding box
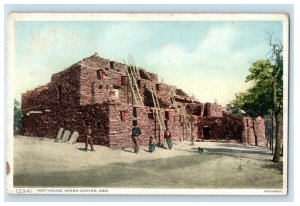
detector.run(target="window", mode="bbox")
[137,80,141,89]
[113,85,120,89]
[57,85,62,102]
[165,111,170,120]
[148,113,154,120]
[156,84,160,91]
[97,69,104,80]
[99,85,103,89]
[120,111,127,122]
[109,61,114,69]
[121,76,126,85]
[203,106,208,117]
[133,107,137,118]
[164,120,168,128]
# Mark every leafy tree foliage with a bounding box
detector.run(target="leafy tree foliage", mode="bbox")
[227,60,277,117]
[227,36,283,163]
[14,99,23,135]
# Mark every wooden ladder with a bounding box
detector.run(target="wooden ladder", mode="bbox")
[128,55,141,79]
[126,57,144,107]
[169,86,177,107]
[149,86,166,140]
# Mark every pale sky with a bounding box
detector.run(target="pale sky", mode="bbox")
[14,20,283,106]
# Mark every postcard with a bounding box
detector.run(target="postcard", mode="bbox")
[6,13,289,195]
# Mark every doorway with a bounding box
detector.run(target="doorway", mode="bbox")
[203,126,210,139]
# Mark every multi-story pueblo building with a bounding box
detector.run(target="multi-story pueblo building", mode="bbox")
[21,53,265,148]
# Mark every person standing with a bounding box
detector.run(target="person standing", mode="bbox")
[131,124,142,153]
[164,128,173,150]
[85,124,94,151]
[149,135,156,153]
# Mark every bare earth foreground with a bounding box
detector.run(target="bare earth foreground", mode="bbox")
[13,136,283,189]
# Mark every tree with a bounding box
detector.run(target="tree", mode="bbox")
[227,37,283,163]
[267,37,283,163]
[14,99,23,135]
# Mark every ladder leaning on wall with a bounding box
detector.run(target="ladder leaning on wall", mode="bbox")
[181,106,192,140]
[169,86,177,108]
[126,56,144,107]
[149,86,166,142]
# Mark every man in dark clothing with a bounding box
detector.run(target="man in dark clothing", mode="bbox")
[131,124,142,153]
[85,124,94,151]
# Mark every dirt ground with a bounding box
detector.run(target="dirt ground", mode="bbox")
[13,135,283,188]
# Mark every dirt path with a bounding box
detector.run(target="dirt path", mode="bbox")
[13,136,283,188]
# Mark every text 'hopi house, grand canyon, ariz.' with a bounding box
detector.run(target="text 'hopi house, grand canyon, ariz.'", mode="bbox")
[21,53,266,148]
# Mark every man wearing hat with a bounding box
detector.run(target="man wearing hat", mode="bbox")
[85,124,94,151]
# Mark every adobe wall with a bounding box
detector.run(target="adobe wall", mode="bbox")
[155,83,172,107]
[22,103,110,146]
[106,102,188,149]
[78,53,164,108]
[196,116,244,142]
[243,117,266,146]
[205,103,223,117]
[21,64,81,114]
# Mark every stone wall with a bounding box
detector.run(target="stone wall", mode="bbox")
[22,103,110,146]
[106,101,186,149]
[204,103,223,117]
[196,116,244,142]
[22,64,81,114]
[243,117,266,146]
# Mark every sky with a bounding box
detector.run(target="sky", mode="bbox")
[14,20,283,106]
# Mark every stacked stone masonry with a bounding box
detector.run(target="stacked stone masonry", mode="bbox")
[21,53,266,148]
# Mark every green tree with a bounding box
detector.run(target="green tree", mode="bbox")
[14,99,23,135]
[227,38,283,163]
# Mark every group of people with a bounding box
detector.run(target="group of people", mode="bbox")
[83,123,173,154]
[130,124,173,153]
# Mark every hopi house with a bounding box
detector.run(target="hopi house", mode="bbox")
[21,53,266,148]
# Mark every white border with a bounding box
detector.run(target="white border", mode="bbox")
[8,12,289,21]
[6,12,289,196]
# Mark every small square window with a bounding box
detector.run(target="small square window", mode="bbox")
[137,80,141,89]
[109,61,114,69]
[120,111,127,122]
[97,69,104,80]
[156,84,160,91]
[148,113,154,120]
[121,76,126,85]
[165,111,170,120]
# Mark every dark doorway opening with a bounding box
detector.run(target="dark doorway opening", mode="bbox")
[133,120,138,126]
[133,107,137,118]
[203,127,210,139]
